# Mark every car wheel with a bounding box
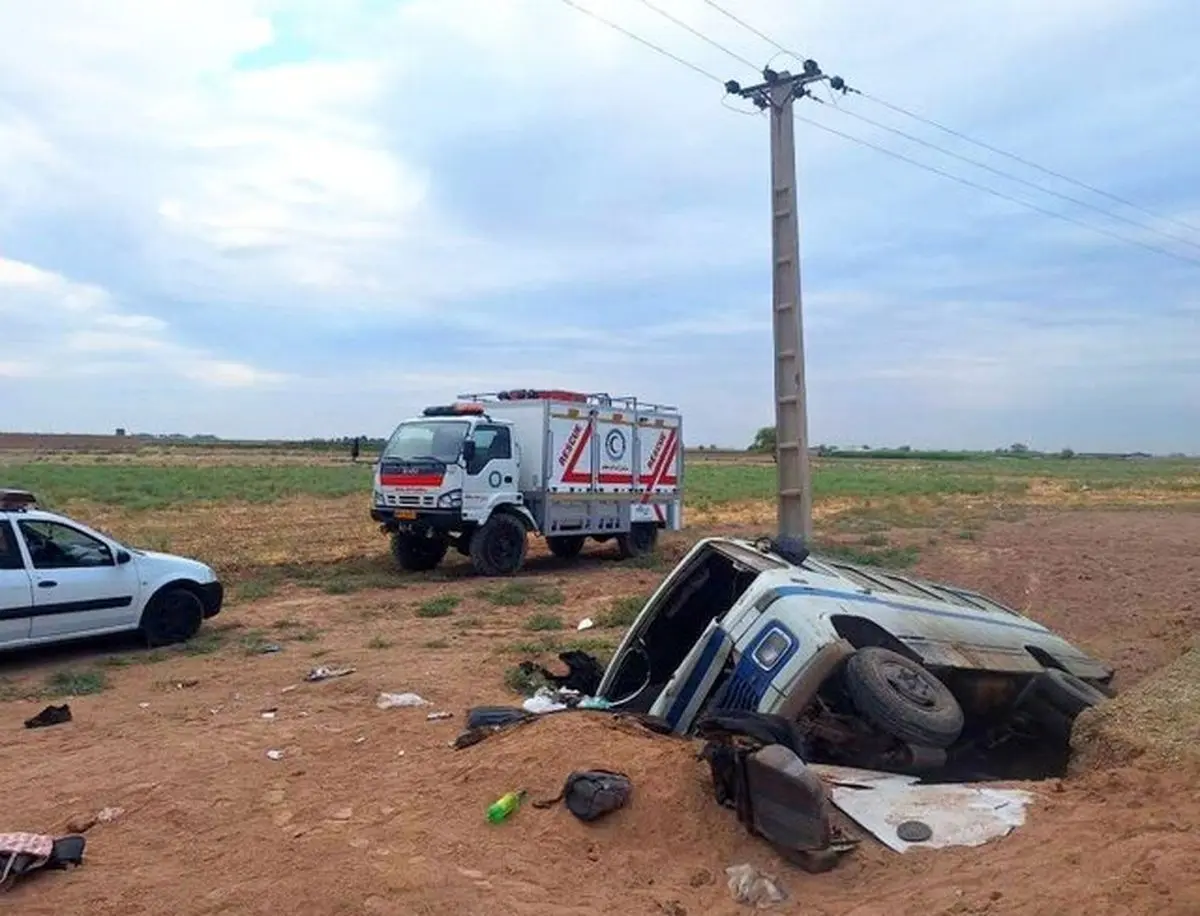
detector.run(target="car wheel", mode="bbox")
[1034,668,1111,717]
[546,535,585,560]
[616,522,658,560]
[390,531,448,572]
[470,513,528,576]
[844,647,965,749]
[141,586,204,648]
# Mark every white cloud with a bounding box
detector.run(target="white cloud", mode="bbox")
[0,256,282,390]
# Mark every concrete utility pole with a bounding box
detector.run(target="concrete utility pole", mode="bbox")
[726,62,829,542]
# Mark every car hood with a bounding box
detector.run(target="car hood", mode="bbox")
[133,549,218,582]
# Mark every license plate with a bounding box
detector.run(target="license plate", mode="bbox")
[395,510,417,520]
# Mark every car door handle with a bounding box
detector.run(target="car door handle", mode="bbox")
[38,580,58,588]
[504,476,513,483]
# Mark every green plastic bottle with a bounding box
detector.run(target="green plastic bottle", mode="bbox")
[486,790,526,823]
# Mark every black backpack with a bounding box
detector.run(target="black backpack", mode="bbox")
[534,770,633,822]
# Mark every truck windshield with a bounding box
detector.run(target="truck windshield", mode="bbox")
[382,421,469,464]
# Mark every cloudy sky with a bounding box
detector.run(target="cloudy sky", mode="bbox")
[1,0,1197,452]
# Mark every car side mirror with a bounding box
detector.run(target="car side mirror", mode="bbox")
[116,549,132,565]
[461,441,477,463]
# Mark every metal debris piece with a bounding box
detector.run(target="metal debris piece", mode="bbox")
[305,665,356,682]
[810,764,1032,853]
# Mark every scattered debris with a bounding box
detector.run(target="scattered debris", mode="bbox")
[304,665,356,682]
[725,863,786,908]
[576,617,595,631]
[532,769,632,822]
[376,692,430,710]
[96,807,123,825]
[810,764,1032,853]
[138,702,150,709]
[24,704,71,730]
[258,643,283,655]
[0,833,86,893]
[522,687,572,714]
[266,750,284,761]
[261,710,277,720]
[280,684,299,693]
[426,711,454,721]
[65,815,96,834]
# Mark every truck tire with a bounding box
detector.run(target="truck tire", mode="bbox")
[617,522,658,560]
[844,647,964,749]
[141,586,204,647]
[547,535,585,560]
[391,531,448,572]
[470,513,528,576]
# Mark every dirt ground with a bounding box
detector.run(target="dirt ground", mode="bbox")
[3,509,1200,915]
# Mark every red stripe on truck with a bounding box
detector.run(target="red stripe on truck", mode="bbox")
[380,473,445,488]
[641,428,679,502]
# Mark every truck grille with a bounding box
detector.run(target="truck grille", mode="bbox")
[720,672,766,712]
[381,494,434,507]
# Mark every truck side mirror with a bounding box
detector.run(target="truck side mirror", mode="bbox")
[116,549,132,565]
[461,441,477,463]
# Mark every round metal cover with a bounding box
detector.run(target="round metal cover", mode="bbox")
[896,820,933,843]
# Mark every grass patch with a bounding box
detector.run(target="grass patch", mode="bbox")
[235,576,282,602]
[477,582,537,607]
[178,629,229,655]
[453,615,483,630]
[861,532,889,547]
[416,595,461,618]
[239,629,278,656]
[5,462,373,510]
[524,613,564,632]
[598,594,648,628]
[44,668,109,697]
[98,654,136,668]
[507,636,561,656]
[422,638,450,649]
[815,543,921,568]
[367,635,394,650]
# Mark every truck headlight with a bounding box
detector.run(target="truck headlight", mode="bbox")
[373,490,384,505]
[437,489,463,509]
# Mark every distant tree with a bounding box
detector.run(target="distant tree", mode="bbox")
[1009,442,1030,454]
[861,444,870,451]
[1059,447,1075,460]
[749,426,777,453]
[815,444,835,457]
[898,444,912,453]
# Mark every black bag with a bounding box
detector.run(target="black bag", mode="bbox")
[534,770,633,822]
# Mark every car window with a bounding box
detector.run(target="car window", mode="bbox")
[17,520,114,570]
[0,522,24,571]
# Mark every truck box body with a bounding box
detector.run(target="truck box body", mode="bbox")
[478,395,684,533]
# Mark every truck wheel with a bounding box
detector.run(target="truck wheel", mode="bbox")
[391,531,448,572]
[617,522,658,560]
[844,647,964,749]
[141,586,204,648]
[547,535,585,560]
[470,514,528,576]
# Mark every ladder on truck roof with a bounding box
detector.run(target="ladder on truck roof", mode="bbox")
[457,390,678,413]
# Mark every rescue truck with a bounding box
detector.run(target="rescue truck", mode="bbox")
[370,389,683,576]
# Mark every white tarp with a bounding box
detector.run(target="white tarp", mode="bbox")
[809,764,1033,853]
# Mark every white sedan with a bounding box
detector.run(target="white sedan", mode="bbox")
[0,489,224,651]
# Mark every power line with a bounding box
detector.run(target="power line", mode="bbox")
[555,0,724,85]
[821,101,1200,255]
[697,0,797,59]
[794,112,1200,268]
[853,89,1200,235]
[632,0,760,70]
[695,0,1200,239]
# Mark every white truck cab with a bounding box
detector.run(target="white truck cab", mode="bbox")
[371,389,684,576]
[0,489,223,651]
[597,536,1115,776]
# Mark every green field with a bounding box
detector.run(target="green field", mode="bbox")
[3,456,1196,512]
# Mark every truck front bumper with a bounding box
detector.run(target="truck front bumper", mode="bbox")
[371,507,464,534]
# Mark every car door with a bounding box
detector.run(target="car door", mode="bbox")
[17,519,142,639]
[0,520,34,645]
[465,424,519,498]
